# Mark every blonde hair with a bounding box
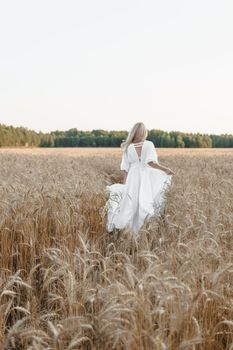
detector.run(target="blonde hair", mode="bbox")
[121,122,148,151]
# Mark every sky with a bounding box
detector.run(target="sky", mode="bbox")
[0,0,233,134]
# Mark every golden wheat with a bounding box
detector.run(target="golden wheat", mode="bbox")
[0,148,232,349]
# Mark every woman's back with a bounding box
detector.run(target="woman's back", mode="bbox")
[130,140,145,160]
[120,140,158,172]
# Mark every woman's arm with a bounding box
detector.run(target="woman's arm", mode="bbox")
[148,161,175,175]
[122,170,128,184]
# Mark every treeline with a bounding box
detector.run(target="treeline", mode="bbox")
[1,123,233,148]
[41,129,233,148]
[0,124,42,147]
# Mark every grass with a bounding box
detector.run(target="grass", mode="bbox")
[0,147,232,349]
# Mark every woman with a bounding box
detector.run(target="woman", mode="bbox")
[105,122,175,234]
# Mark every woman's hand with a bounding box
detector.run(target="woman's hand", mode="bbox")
[164,167,175,175]
[148,161,175,175]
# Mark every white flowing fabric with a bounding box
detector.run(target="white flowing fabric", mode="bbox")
[105,140,172,234]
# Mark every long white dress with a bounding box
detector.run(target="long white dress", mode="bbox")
[105,140,172,234]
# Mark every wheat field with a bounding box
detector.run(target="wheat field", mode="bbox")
[0,147,232,350]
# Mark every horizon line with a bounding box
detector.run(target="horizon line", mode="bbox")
[1,122,233,137]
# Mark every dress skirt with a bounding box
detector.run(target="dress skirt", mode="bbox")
[105,163,172,234]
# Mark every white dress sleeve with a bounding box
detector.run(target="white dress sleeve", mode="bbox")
[120,149,129,172]
[145,141,158,164]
